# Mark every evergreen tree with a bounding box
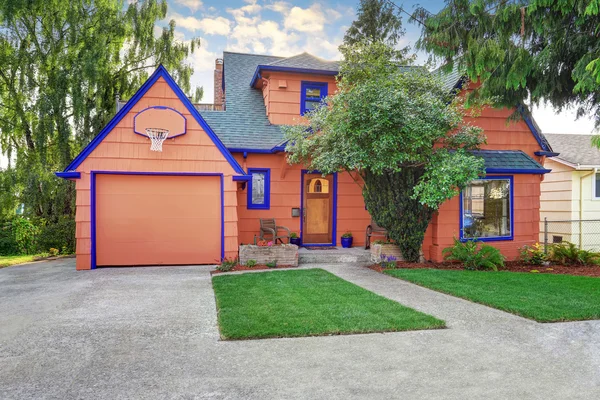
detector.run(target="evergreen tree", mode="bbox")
[344,0,404,46]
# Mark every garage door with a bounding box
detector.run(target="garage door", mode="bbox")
[95,174,221,266]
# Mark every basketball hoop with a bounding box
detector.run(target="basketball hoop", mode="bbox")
[145,128,170,152]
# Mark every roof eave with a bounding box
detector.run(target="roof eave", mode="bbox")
[250,65,338,87]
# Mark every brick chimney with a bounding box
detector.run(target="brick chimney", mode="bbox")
[214,58,224,109]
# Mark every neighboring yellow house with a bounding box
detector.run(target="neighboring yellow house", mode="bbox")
[541,134,600,250]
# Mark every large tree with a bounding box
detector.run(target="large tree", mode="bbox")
[0,0,202,220]
[284,41,485,262]
[344,0,404,47]
[414,0,600,125]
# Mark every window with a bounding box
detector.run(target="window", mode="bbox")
[461,177,513,241]
[247,168,270,209]
[300,81,328,115]
[594,172,600,199]
[308,178,329,193]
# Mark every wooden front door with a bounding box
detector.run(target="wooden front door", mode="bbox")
[303,173,333,244]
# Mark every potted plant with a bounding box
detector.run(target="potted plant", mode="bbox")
[290,232,301,246]
[341,231,353,248]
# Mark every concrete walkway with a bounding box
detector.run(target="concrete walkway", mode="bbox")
[1,259,599,399]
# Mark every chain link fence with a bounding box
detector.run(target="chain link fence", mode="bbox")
[542,218,600,253]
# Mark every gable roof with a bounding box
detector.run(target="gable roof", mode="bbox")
[473,150,550,174]
[200,52,290,152]
[59,65,245,175]
[544,134,600,168]
[434,63,553,153]
[249,52,340,87]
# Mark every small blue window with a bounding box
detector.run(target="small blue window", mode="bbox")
[460,176,514,242]
[247,168,270,210]
[300,81,328,115]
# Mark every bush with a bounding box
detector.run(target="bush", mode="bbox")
[217,257,238,272]
[266,260,277,268]
[0,219,19,255]
[12,217,39,254]
[442,238,505,271]
[37,217,75,254]
[519,243,547,266]
[548,242,600,266]
[245,259,257,268]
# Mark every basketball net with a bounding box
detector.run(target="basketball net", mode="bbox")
[145,128,170,152]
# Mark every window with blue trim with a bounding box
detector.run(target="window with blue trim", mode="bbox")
[461,177,512,241]
[300,81,328,115]
[247,168,270,209]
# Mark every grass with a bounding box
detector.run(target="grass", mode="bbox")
[212,268,445,340]
[0,254,41,268]
[384,268,600,322]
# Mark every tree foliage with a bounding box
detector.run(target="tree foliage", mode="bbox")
[414,0,600,125]
[284,41,485,261]
[344,0,405,47]
[0,0,201,224]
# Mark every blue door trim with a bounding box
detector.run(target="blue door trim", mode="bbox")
[90,171,224,269]
[300,170,338,247]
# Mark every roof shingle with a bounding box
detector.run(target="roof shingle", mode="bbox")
[471,150,549,172]
[544,134,600,167]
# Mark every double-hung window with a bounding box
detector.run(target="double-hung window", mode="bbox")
[594,172,600,200]
[461,177,513,241]
[247,168,270,210]
[300,81,328,115]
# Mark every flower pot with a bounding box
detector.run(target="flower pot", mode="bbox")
[290,237,301,246]
[341,236,353,248]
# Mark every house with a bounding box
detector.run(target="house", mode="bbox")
[57,51,554,270]
[540,134,600,249]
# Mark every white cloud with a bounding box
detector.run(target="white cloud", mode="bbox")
[174,0,203,13]
[170,14,232,36]
[284,5,327,32]
[532,103,598,134]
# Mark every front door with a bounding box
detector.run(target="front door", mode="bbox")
[303,173,334,244]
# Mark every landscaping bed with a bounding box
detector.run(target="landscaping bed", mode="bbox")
[368,260,600,277]
[211,264,297,274]
[379,268,600,322]
[212,268,445,340]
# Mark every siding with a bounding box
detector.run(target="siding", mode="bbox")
[74,77,239,270]
[262,72,338,125]
[235,153,370,246]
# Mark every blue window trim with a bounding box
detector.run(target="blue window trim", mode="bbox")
[247,168,271,210]
[90,171,224,269]
[57,65,246,177]
[300,81,328,115]
[459,175,514,242]
[300,170,338,247]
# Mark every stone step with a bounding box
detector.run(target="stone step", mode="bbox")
[298,247,372,265]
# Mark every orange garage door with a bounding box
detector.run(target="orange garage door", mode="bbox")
[95,174,221,266]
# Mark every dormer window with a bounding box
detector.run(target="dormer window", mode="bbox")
[301,81,328,115]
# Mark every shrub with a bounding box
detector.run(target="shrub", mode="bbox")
[37,217,75,254]
[266,260,277,268]
[217,257,238,272]
[442,238,505,271]
[12,217,40,254]
[518,243,547,265]
[548,242,600,266]
[0,219,19,255]
[379,254,397,269]
[48,248,59,257]
[245,259,257,268]
[341,231,353,238]
[290,232,299,238]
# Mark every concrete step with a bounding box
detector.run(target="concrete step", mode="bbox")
[298,247,372,265]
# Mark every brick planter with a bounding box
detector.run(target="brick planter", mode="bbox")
[239,244,299,267]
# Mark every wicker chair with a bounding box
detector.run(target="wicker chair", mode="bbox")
[365,220,389,249]
[259,218,291,244]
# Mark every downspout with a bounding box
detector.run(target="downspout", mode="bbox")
[579,168,595,249]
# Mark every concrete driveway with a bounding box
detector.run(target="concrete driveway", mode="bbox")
[1,259,599,399]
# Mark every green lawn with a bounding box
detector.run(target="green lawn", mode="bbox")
[0,254,41,268]
[385,268,600,322]
[212,268,445,340]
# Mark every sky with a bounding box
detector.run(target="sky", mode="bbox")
[0,0,597,169]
